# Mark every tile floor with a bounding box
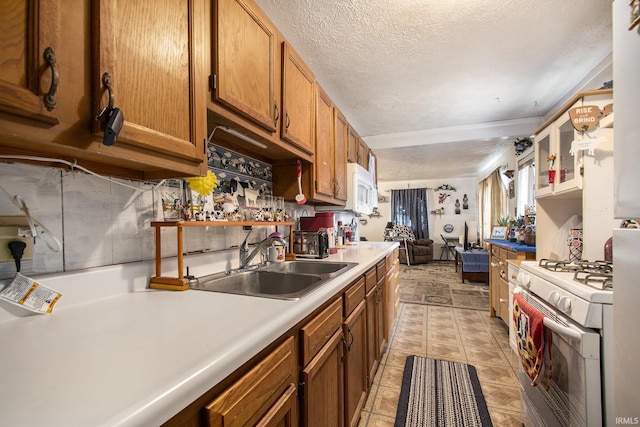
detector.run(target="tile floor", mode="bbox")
[358,302,523,426]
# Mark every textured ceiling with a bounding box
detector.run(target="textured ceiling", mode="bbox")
[255,0,613,181]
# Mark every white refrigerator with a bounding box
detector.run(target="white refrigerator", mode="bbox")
[612,0,640,423]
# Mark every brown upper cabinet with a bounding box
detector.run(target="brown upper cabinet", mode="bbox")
[92,1,208,178]
[333,109,348,201]
[347,126,359,163]
[208,0,314,163]
[211,0,278,133]
[280,41,315,155]
[0,0,208,180]
[314,85,335,198]
[271,85,346,205]
[0,0,60,125]
[357,139,369,170]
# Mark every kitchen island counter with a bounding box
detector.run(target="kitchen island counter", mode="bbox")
[0,242,397,427]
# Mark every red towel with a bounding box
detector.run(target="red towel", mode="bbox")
[513,293,552,387]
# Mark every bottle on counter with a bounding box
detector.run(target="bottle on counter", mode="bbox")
[337,221,344,247]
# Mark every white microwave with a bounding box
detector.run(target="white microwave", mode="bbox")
[348,162,376,215]
[317,163,376,215]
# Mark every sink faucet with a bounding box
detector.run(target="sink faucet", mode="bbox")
[239,230,287,269]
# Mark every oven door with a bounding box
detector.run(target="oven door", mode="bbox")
[516,288,602,427]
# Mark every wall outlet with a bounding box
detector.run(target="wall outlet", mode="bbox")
[0,216,34,263]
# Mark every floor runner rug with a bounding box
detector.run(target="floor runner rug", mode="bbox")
[395,356,493,427]
[399,263,489,310]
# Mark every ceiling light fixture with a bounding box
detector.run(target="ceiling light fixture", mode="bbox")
[219,126,268,149]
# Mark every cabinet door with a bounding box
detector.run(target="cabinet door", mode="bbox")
[347,126,358,163]
[256,383,298,427]
[535,126,552,197]
[333,109,348,201]
[281,42,314,155]
[365,286,378,388]
[93,0,206,174]
[0,0,59,124]
[205,336,296,427]
[498,278,509,321]
[489,254,500,317]
[212,0,277,132]
[554,103,583,195]
[302,328,345,427]
[358,140,369,169]
[315,85,334,197]
[343,301,367,427]
[375,281,386,357]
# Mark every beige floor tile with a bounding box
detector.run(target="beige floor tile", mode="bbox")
[489,409,524,427]
[464,345,510,367]
[427,328,462,344]
[363,384,378,411]
[427,341,467,362]
[393,326,427,341]
[390,336,427,355]
[385,349,416,369]
[358,411,370,427]
[379,364,404,390]
[366,413,396,427]
[370,363,384,385]
[473,363,519,387]
[481,383,522,413]
[371,385,400,418]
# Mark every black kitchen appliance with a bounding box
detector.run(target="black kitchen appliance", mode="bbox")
[293,230,329,259]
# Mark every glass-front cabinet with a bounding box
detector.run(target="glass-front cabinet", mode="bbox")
[535,100,583,198]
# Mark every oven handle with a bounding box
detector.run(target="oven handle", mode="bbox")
[514,287,583,343]
[543,317,582,342]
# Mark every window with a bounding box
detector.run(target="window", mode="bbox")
[516,153,535,215]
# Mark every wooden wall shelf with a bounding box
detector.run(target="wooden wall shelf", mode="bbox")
[149,221,295,291]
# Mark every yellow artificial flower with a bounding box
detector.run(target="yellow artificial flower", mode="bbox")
[184,170,218,196]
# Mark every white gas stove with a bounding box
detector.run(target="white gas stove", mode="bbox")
[515,259,614,426]
[518,259,612,328]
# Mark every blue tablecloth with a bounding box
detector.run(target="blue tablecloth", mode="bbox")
[455,247,489,272]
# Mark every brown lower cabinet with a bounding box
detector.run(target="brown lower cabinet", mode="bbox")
[204,336,297,427]
[342,279,367,427]
[162,254,396,427]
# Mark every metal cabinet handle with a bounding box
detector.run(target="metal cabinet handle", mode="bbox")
[273,101,279,127]
[284,112,290,133]
[347,327,354,351]
[340,334,348,361]
[96,72,115,120]
[43,47,58,111]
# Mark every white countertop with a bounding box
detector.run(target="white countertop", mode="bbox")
[0,242,397,426]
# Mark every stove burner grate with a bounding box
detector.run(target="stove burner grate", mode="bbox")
[574,271,613,290]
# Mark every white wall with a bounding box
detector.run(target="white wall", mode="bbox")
[0,162,311,280]
[360,177,478,257]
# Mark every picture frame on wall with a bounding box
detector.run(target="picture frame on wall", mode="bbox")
[491,226,508,240]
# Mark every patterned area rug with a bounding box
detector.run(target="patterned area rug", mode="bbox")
[395,356,493,427]
[399,262,489,310]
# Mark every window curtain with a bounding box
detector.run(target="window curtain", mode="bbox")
[390,188,429,239]
[478,169,507,242]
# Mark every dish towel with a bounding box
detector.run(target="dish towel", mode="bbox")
[512,293,552,388]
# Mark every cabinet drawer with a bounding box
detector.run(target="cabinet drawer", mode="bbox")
[205,336,296,427]
[344,277,365,317]
[365,268,377,293]
[301,298,343,366]
[491,245,500,257]
[376,260,386,281]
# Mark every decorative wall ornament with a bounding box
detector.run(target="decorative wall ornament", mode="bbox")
[462,194,469,209]
[513,137,533,156]
[434,184,456,204]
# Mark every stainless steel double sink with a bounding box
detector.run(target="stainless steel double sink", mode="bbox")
[190,261,357,300]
